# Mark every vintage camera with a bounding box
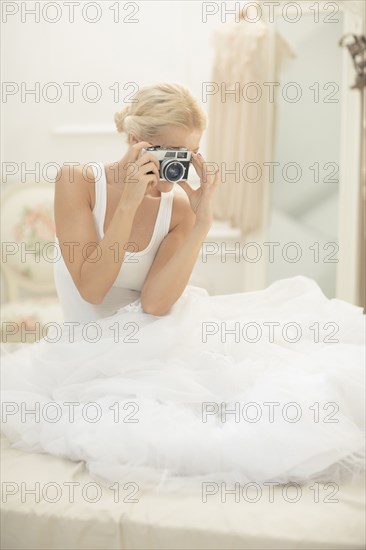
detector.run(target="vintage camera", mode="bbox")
[141,145,192,183]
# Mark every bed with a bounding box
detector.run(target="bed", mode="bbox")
[1,430,365,550]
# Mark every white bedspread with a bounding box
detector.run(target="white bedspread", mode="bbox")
[1,432,365,550]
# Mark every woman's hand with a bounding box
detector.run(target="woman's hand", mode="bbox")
[117,141,160,210]
[177,152,220,227]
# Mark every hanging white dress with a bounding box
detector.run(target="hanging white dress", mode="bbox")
[207,18,295,235]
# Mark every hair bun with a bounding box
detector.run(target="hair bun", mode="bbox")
[114,105,131,133]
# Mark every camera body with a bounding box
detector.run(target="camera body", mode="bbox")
[141,145,192,183]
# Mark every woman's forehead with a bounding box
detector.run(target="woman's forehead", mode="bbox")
[153,127,201,149]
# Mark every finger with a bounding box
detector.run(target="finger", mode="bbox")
[137,152,160,168]
[214,167,221,186]
[190,154,199,169]
[195,152,217,177]
[193,152,205,165]
[130,141,154,160]
[201,160,210,187]
[141,161,160,178]
[190,154,203,179]
[203,161,219,186]
[191,152,203,167]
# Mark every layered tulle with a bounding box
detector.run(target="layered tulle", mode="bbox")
[1,275,365,492]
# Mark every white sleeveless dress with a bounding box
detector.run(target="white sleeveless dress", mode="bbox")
[53,162,174,323]
[1,168,365,490]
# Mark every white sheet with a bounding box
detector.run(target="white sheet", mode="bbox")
[1,432,365,550]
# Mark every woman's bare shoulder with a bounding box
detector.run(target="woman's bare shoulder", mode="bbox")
[55,162,95,209]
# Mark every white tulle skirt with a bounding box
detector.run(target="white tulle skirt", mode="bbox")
[1,275,365,492]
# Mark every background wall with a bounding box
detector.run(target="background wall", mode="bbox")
[1,0,361,304]
[267,12,343,298]
[2,1,210,169]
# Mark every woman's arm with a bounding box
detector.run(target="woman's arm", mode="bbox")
[141,152,220,316]
[140,201,209,316]
[54,142,159,304]
[54,165,139,304]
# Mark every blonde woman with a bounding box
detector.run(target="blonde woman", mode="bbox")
[53,83,219,323]
[2,83,364,491]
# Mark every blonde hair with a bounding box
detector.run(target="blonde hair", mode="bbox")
[114,83,207,142]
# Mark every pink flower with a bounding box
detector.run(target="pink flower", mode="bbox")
[35,221,54,241]
[16,317,38,330]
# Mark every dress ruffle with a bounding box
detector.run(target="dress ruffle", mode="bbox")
[1,275,365,492]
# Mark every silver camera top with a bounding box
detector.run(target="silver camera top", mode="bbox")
[141,145,192,161]
[141,145,192,183]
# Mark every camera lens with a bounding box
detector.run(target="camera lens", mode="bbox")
[163,161,184,182]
